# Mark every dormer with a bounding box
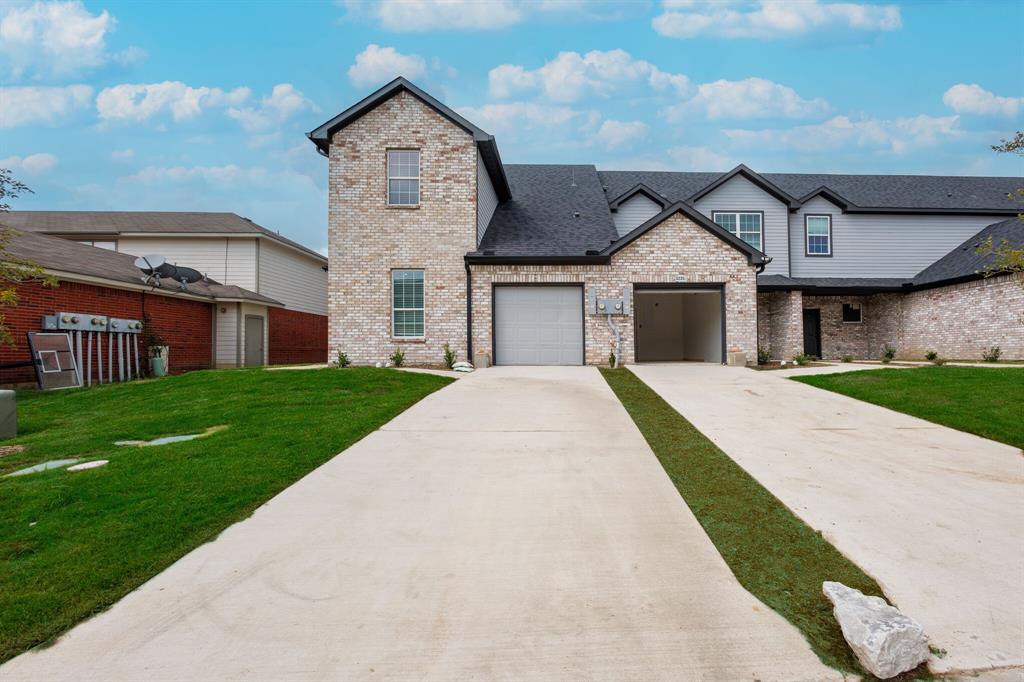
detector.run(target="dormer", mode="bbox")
[608,183,670,236]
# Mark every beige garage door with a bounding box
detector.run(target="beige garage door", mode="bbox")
[494,286,583,365]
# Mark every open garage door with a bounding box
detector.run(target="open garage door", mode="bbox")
[494,285,584,365]
[634,286,723,363]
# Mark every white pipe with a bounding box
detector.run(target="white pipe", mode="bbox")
[108,331,113,383]
[133,335,140,377]
[73,331,83,386]
[606,314,621,369]
[86,332,93,386]
[117,334,125,382]
[97,333,103,385]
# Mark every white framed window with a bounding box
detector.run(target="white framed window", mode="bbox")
[805,215,832,256]
[387,150,420,206]
[392,269,424,337]
[712,211,762,250]
[77,240,117,251]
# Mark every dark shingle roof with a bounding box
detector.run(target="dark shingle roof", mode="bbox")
[757,275,909,291]
[2,228,281,305]
[4,211,326,262]
[913,217,1023,286]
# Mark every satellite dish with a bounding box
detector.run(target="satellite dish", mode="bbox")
[135,254,176,278]
[174,266,203,284]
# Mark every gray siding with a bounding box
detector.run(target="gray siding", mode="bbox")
[693,175,788,276]
[477,150,499,246]
[612,194,662,236]
[790,196,1003,278]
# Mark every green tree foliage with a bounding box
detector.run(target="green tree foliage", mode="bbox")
[977,132,1023,288]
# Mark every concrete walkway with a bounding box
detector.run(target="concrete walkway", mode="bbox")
[2,366,838,682]
[630,363,1024,676]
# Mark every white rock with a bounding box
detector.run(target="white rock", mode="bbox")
[68,460,108,472]
[375,362,382,368]
[823,581,929,679]
[452,361,474,373]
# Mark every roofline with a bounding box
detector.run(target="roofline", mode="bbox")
[306,76,512,202]
[607,183,669,211]
[602,201,768,266]
[465,254,608,265]
[756,270,1015,294]
[687,164,800,209]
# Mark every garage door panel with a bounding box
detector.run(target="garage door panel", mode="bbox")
[495,286,584,365]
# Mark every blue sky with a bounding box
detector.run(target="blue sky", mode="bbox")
[2,0,1022,252]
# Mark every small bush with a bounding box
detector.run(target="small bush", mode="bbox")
[982,346,1001,363]
[442,343,456,370]
[932,357,946,366]
[793,353,813,366]
[881,344,897,364]
[924,350,938,361]
[841,354,854,363]
[757,346,771,365]
[389,348,405,367]
[335,350,350,368]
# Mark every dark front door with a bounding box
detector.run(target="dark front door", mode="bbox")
[802,308,821,358]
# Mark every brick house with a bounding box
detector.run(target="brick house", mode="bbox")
[309,77,1023,367]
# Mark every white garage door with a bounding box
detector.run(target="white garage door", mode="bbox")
[494,286,584,365]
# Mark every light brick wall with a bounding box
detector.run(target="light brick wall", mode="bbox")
[802,295,870,360]
[757,290,803,360]
[471,214,758,365]
[328,90,476,366]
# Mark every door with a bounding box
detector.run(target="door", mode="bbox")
[802,308,821,358]
[494,286,583,365]
[244,315,265,367]
[635,292,686,361]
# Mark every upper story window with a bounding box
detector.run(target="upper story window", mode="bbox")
[77,239,117,251]
[805,215,832,256]
[712,212,762,251]
[387,150,420,206]
[392,269,424,337]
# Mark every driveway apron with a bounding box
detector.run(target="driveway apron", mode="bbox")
[2,366,837,682]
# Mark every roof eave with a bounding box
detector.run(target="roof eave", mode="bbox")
[465,254,609,265]
[688,164,800,209]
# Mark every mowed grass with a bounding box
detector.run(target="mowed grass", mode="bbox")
[600,368,928,680]
[793,367,1024,450]
[0,367,451,663]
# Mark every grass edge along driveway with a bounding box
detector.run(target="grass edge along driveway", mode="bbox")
[0,367,451,664]
[600,367,931,681]
[792,366,1024,451]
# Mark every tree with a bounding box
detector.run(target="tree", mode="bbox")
[976,131,1024,288]
[0,168,58,345]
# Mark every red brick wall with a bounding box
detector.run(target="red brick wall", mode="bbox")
[0,279,213,385]
[268,307,327,365]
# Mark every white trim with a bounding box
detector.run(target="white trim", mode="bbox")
[711,211,763,251]
[391,269,425,338]
[387,149,420,206]
[805,214,833,256]
[45,232,327,264]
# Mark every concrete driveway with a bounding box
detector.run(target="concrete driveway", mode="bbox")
[3,366,838,682]
[630,363,1024,676]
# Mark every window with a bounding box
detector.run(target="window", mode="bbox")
[842,303,862,323]
[805,215,832,256]
[77,240,117,251]
[387,150,420,206]
[712,212,762,250]
[392,270,424,337]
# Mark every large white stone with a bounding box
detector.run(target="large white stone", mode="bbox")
[823,581,929,679]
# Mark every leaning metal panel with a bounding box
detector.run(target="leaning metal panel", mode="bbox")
[27,332,82,390]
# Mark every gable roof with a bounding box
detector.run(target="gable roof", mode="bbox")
[607,183,670,211]
[687,164,800,208]
[913,217,1023,286]
[307,76,511,202]
[4,211,326,262]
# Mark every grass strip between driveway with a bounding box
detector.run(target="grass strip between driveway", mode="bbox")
[600,367,930,680]
[792,366,1024,450]
[0,367,452,664]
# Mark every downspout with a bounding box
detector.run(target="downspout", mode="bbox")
[755,255,773,275]
[465,261,473,363]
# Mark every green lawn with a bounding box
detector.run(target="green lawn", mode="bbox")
[793,367,1024,450]
[0,367,451,663]
[600,368,927,680]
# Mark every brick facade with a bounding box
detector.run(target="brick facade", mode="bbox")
[470,214,759,365]
[757,290,803,360]
[268,307,328,365]
[0,279,213,385]
[328,90,477,366]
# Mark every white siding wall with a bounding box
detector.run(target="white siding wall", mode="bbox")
[789,196,1003,278]
[215,303,238,367]
[257,241,328,315]
[612,194,662,236]
[477,150,499,245]
[116,236,258,290]
[694,175,788,276]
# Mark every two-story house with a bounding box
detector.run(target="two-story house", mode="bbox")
[309,77,1023,367]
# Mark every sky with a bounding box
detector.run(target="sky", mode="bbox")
[1,0,1022,253]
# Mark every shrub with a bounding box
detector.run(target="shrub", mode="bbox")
[881,344,897,364]
[442,343,456,370]
[757,346,771,365]
[793,353,813,366]
[389,348,405,368]
[924,350,938,361]
[335,350,350,368]
[932,357,946,366]
[983,346,1002,363]
[841,354,854,363]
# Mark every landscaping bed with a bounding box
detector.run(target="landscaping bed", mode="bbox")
[0,367,451,663]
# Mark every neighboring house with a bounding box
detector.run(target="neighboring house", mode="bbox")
[309,77,1023,366]
[4,211,328,367]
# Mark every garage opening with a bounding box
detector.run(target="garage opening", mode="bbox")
[493,285,584,365]
[634,287,723,363]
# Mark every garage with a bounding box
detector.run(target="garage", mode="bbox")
[634,285,724,363]
[493,285,584,365]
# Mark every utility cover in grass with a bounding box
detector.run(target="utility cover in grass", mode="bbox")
[67,460,109,472]
[5,459,80,477]
[115,425,228,447]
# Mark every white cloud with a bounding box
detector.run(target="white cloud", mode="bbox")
[0,84,93,127]
[943,84,1022,119]
[96,81,251,123]
[227,83,318,132]
[724,114,961,154]
[347,44,427,87]
[489,49,690,102]
[653,0,901,39]
[341,0,630,32]
[457,101,586,134]
[663,77,829,121]
[1,152,59,174]
[110,148,133,161]
[595,119,648,149]
[0,0,144,78]
[667,145,733,170]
